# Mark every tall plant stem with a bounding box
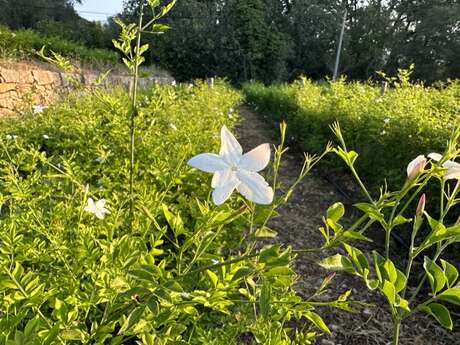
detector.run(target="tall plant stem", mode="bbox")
[129,3,144,229]
[392,319,401,345]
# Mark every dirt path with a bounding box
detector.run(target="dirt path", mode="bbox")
[236,105,457,345]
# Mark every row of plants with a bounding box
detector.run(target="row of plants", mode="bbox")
[0,25,118,65]
[242,70,460,189]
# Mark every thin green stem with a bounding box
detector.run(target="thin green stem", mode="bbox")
[129,2,144,230]
[392,319,401,345]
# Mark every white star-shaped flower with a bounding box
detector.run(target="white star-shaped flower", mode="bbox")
[428,153,460,180]
[84,198,111,219]
[188,125,274,205]
[32,105,45,114]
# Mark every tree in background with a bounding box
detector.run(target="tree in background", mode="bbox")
[0,0,81,30]
[0,0,458,83]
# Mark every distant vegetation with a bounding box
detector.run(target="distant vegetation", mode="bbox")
[0,25,118,65]
[2,0,458,85]
[243,71,460,188]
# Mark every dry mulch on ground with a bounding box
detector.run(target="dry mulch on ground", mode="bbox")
[236,105,458,345]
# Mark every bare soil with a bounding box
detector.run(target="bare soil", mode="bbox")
[236,105,459,345]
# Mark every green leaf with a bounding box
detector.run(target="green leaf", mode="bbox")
[304,311,331,334]
[327,203,345,223]
[118,306,145,335]
[259,281,271,319]
[354,203,384,222]
[206,270,218,288]
[319,254,355,273]
[381,280,396,305]
[342,230,372,242]
[393,215,410,226]
[423,257,446,294]
[440,259,458,287]
[422,303,453,330]
[162,204,185,236]
[232,267,253,281]
[343,244,369,274]
[437,288,460,306]
[152,23,171,33]
[373,251,385,283]
[394,269,407,293]
[383,259,398,284]
[255,227,278,238]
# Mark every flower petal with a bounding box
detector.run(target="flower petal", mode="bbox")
[212,179,239,205]
[188,153,228,173]
[95,210,105,219]
[406,155,426,179]
[443,160,460,169]
[443,161,460,180]
[239,143,271,172]
[96,199,107,208]
[444,167,460,180]
[220,125,242,166]
[211,169,235,188]
[236,170,274,205]
[428,152,443,162]
[84,198,96,213]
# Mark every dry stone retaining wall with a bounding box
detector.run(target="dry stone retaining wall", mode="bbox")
[0,61,172,116]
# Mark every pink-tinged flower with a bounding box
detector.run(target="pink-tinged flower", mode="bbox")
[428,153,460,180]
[84,198,111,219]
[188,126,273,205]
[416,194,426,217]
[407,155,427,180]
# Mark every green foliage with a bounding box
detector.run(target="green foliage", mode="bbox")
[316,124,460,344]
[0,25,118,65]
[0,81,347,344]
[243,75,460,188]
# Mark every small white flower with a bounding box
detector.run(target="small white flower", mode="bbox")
[407,155,427,180]
[43,134,50,139]
[6,134,18,140]
[84,198,111,219]
[181,292,190,299]
[383,118,390,124]
[211,259,220,265]
[380,130,386,136]
[32,105,45,114]
[169,123,178,131]
[429,153,460,180]
[171,80,177,86]
[188,126,273,205]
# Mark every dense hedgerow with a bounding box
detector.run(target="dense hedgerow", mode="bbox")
[0,25,118,65]
[243,75,460,189]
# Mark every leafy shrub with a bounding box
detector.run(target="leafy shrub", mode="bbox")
[0,25,118,65]
[243,75,460,189]
[0,81,350,344]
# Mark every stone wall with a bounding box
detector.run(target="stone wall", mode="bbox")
[0,60,173,116]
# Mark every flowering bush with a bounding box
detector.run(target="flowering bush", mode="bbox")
[319,123,460,344]
[0,77,358,343]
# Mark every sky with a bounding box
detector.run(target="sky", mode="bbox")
[75,0,124,22]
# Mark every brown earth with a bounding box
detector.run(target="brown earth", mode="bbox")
[236,105,459,345]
